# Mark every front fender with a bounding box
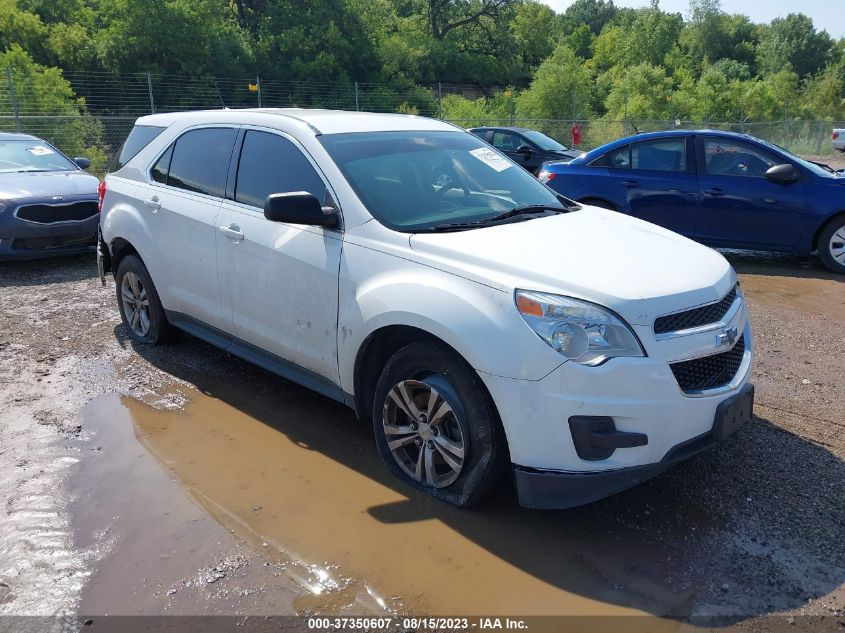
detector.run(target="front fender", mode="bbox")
[337,241,562,395]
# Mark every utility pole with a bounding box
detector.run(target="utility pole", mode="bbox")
[437,81,442,119]
[256,76,262,108]
[354,82,360,112]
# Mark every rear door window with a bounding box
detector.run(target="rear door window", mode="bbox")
[234,130,326,208]
[166,128,237,197]
[631,138,687,172]
[112,125,165,171]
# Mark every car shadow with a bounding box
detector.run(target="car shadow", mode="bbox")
[720,249,844,282]
[0,253,98,287]
[115,325,845,625]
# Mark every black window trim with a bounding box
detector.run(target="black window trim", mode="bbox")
[598,136,695,173]
[224,124,344,231]
[695,134,788,179]
[145,124,239,202]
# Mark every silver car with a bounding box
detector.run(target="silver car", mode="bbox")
[0,132,99,260]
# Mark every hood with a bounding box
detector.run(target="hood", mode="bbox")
[0,170,100,201]
[547,149,584,160]
[408,207,734,326]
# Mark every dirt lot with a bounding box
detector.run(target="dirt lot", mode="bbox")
[1,241,844,628]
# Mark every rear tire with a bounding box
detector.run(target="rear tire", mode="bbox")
[818,216,845,274]
[372,342,506,507]
[115,254,170,344]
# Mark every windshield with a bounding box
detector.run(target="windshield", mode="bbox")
[0,140,77,173]
[319,131,565,231]
[522,130,569,152]
[756,138,835,178]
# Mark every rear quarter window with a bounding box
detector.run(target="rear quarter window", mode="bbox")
[165,128,237,198]
[111,125,165,172]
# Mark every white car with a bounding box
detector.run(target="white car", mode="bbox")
[98,109,754,509]
[833,129,845,152]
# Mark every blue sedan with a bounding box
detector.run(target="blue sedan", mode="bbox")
[538,130,845,273]
[0,132,99,261]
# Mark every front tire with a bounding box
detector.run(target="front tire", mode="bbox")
[818,216,845,274]
[115,254,170,344]
[372,342,506,507]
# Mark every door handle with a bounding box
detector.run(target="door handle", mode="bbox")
[704,188,724,196]
[218,223,244,241]
[144,196,161,212]
[622,180,640,188]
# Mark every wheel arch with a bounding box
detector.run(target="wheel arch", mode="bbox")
[109,237,139,275]
[812,210,845,253]
[353,325,457,423]
[578,196,619,211]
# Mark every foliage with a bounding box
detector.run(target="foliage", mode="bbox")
[0,0,842,123]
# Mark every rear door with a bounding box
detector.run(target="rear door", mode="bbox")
[215,128,342,384]
[605,136,699,235]
[139,126,237,331]
[694,136,806,250]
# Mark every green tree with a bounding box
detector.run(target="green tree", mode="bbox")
[757,14,834,78]
[0,45,108,171]
[603,63,673,120]
[561,0,617,36]
[516,43,592,119]
[510,1,558,70]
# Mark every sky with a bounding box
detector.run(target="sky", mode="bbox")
[539,0,845,39]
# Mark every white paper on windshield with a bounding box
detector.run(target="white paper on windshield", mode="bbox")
[27,145,54,156]
[468,147,512,172]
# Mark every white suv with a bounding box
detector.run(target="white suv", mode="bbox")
[98,109,754,509]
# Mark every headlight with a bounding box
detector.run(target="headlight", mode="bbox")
[516,290,644,366]
[0,203,6,213]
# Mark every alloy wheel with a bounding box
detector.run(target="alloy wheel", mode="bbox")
[382,378,466,488]
[121,271,151,338]
[830,227,845,265]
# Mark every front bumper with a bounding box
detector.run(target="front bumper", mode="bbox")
[514,384,754,509]
[478,295,753,509]
[0,202,98,260]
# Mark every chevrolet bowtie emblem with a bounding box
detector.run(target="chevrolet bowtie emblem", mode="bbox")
[717,326,738,348]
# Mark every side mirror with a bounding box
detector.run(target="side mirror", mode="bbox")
[765,163,799,184]
[263,192,338,228]
[74,157,92,169]
[516,145,533,155]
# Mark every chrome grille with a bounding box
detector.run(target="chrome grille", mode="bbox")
[670,335,746,393]
[654,286,737,335]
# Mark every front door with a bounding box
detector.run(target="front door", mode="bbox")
[489,130,541,173]
[693,136,806,250]
[215,128,342,384]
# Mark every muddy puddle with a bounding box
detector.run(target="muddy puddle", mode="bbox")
[71,376,714,621]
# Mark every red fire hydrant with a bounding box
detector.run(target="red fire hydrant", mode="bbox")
[570,123,582,147]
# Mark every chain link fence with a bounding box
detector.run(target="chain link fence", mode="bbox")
[1,71,843,176]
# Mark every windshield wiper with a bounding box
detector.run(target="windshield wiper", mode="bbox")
[809,160,836,173]
[419,205,566,233]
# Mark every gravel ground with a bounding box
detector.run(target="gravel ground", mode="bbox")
[0,245,843,628]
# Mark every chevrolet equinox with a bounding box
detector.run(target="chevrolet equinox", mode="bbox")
[98,109,754,509]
